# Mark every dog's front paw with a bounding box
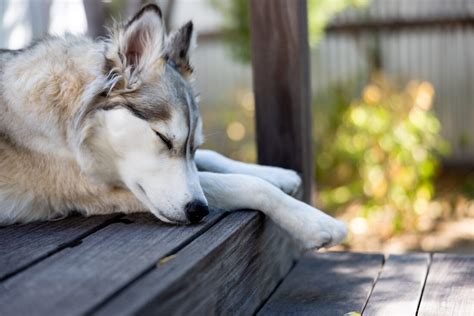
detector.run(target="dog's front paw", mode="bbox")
[300,216,347,250]
[256,166,302,196]
[287,205,347,250]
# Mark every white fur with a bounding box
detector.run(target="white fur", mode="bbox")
[88,108,205,224]
[195,150,302,195]
[198,172,347,249]
[0,5,347,249]
[104,9,166,93]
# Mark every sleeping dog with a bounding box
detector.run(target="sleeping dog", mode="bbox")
[0,4,346,249]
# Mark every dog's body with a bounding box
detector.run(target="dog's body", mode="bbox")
[0,5,346,249]
[0,36,146,223]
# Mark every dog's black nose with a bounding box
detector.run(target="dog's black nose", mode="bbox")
[185,200,209,223]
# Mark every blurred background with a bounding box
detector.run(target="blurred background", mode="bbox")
[2,0,474,253]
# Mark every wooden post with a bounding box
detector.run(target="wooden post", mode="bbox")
[250,0,313,203]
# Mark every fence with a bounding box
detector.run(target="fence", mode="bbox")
[194,0,474,164]
[0,0,472,163]
[320,0,474,164]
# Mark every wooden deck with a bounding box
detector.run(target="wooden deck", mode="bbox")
[260,252,474,316]
[1,211,473,316]
[0,210,299,315]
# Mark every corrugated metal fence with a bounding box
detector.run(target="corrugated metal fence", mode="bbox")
[195,0,474,164]
[318,0,474,163]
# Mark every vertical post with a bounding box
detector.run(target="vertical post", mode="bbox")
[83,0,107,38]
[250,0,313,203]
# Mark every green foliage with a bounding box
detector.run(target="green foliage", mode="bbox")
[308,0,368,45]
[316,75,449,235]
[462,176,474,199]
[209,0,251,63]
[211,0,369,63]
[313,77,363,154]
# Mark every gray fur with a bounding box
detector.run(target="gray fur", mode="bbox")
[163,21,194,76]
[0,4,347,251]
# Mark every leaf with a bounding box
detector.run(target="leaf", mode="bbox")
[157,254,176,266]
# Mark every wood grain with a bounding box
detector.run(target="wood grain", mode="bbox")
[0,211,225,316]
[250,0,313,202]
[0,214,116,281]
[418,253,474,316]
[93,211,300,315]
[258,252,384,316]
[364,253,430,315]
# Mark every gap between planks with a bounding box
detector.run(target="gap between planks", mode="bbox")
[415,253,433,315]
[361,254,387,314]
[0,214,123,282]
[0,211,229,316]
[257,252,436,315]
[417,253,474,315]
[363,253,431,315]
[90,212,299,315]
[83,211,230,315]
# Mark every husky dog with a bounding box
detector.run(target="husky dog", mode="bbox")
[0,4,346,249]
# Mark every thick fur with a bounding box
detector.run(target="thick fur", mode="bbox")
[0,4,346,249]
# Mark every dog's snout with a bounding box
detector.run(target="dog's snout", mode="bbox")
[185,200,209,223]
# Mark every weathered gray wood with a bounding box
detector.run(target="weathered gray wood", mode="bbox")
[0,211,225,316]
[258,252,384,316]
[418,253,474,316]
[250,0,313,203]
[0,214,116,281]
[364,253,430,315]
[93,211,300,315]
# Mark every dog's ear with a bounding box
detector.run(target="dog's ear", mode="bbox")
[163,21,195,78]
[121,4,165,70]
[105,4,165,92]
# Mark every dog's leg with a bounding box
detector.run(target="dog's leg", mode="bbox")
[195,149,302,195]
[72,188,147,217]
[0,187,146,224]
[199,172,347,249]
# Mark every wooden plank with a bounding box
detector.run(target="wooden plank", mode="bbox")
[326,17,474,34]
[92,211,300,315]
[418,253,474,316]
[250,0,313,202]
[364,253,430,315]
[258,252,384,316]
[0,211,225,316]
[0,214,116,281]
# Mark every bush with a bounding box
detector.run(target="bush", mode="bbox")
[316,75,448,237]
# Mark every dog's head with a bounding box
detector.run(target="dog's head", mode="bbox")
[75,5,208,224]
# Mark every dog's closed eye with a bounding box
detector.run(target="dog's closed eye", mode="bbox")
[154,130,173,150]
